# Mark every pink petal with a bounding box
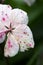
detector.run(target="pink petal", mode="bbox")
[0,4,12,27]
[0,32,6,43]
[4,33,19,57]
[12,24,34,52]
[0,22,7,43]
[10,8,28,28]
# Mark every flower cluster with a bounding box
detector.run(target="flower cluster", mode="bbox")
[0,4,34,57]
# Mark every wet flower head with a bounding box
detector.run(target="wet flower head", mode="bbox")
[0,4,34,57]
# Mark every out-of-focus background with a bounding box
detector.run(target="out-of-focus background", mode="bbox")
[0,0,43,65]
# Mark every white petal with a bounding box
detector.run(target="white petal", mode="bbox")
[0,22,7,43]
[24,0,36,6]
[0,32,6,43]
[4,33,19,57]
[0,4,12,10]
[0,22,7,32]
[0,4,12,27]
[10,8,28,25]
[12,24,34,52]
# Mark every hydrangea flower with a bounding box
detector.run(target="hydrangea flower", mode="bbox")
[0,4,34,57]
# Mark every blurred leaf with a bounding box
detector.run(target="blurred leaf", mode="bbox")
[0,0,5,3]
[29,12,43,42]
[0,60,6,65]
[29,3,43,23]
[26,42,43,65]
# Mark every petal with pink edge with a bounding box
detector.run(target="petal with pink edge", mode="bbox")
[0,22,7,43]
[10,8,28,26]
[4,33,19,57]
[0,4,12,27]
[12,24,34,52]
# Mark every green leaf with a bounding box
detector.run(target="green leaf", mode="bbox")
[26,42,43,65]
[0,59,6,65]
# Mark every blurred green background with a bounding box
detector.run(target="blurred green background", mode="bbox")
[0,0,43,65]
